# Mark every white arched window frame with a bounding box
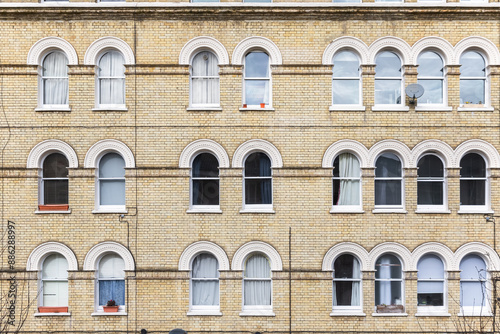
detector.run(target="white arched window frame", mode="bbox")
[95,253,126,314]
[332,50,362,108]
[95,152,126,213]
[416,254,447,315]
[243,152,273,212]
[459,253,490,316]
[332,253,363,314]
[332,152,362,212]
[374,253,405,313]
[190,51,220,109]
[459,50,489,108]
[374,51,405,110]
[242,253,273,316]
[417,51,448,109]
[243,51,272,109]
[459,152,490,213]
[39,50,69,110]
[39,253,69,313]
[189,253,221,315]
[416,154,447,213]
[96,50,126,110]
[374,152,404,211]
[39,152,69,211]
[190,152,221,212]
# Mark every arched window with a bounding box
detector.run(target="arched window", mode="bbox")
[97,51,125,107]
[333,254,361,311]
[97,153,126,211]
[332,51,361,105]
[332,153,361,208]
[191,253,220,312]
[41,51,69,107]
[375,51,403,106]
[417,51,445,105]
[40,254,68,312]
[244,152,272,208]
[460,153,487,209]
[375,153,403,208]
[460,51,486,106]
[460,254,487,313]
[244,52,271,108]
[192,153,220,208]
[243,253,272,312]
[97,253,125,312]
[41,153,69,210]
[191,51,220,107]
[417,254,445,311]
[417,154,445,210]
[375,254,404,312]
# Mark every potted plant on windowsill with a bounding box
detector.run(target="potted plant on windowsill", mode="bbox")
[103,299,119,313]
[376,303,404,313]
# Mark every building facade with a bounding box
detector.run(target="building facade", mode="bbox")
[1,1,500,333]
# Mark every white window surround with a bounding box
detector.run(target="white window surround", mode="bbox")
[189,153,221,213]
[416,51,449,110]
[84,139,135,213]
[96,153,126,213]
[83,241,134,315]
[189,51,221,109]
[242,152,273,212]
[458,254,490,316]
[373,152,405,212]
[331,50,363,110]
[188,253,222,316]
[331,152,363,213]
[331,254,364,315]
[416,154,448,213]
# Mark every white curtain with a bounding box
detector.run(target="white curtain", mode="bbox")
[192,254,219,306]
[43,52,68,105]
[42,254,68,307]
[98,254,125,306]
[338,153,360,205]
[244,254,271,306]
[99,51,125,105]
[377,256,391,305]
[192,52,219,105]
[351,257,360,306]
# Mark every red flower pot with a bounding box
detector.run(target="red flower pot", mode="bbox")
[38,306,68,313]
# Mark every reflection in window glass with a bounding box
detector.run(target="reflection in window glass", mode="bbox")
[417,52,444,105]
[460,51,486,105]
[375,52,402,105]
[332,51,360,105]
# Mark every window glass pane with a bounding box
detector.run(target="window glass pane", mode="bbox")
[418,79,443,104]
[43,51,69,105]
[417,283,443,306]
[99,51,125,105]
[44,180,69,205]
[375,79,402,105]
[418,255,444,279]
[418,155,444,178]
[332,80,359,105]
[460,51,485,78]
[460,79,485,104]
[43,254,68,279]
[460,153,486,177]
[192,254,219,278]
[193,153,219,177]
[417,182,443,205]
[375,153,401,177]
[245,153,271,177]
[192,253,219,306]
[100,180,126,205]
[333,153,361,206]
[460,180,486,206]
[244,280,272,305]
[460,254,486,280]
[43,281,68,307]
[418,51,443,77]
[99,254,125,279]
[245,52,269,78]
[245,254,270,278]
[333,51,359,78]
[460,281,485,307]
[334,254,360,279]
[43,51,68,77]
[375,254,402,279]
[375,180,401,205]
[375,281,402,305]
[43,153,69,178]
[99,280,125,306]
[375,52,401,78]
[245,179,272,204]
[245,80,270,105]
[99,153,125,178]
[192,52,218,76]
[333,153,360,178]
[99,51,125,77]
[193,180,219,205]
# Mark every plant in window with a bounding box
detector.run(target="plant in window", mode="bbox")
[375,254,404,313]
[244,52,270,108]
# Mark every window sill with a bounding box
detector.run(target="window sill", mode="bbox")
[92,209,128,214]
[415,312,451,317]
[415,106,452,112]
[239,107,275,112]
[371,106,409,112]
[372,312,408,317]
[329,105,366,112]
[330,311,366,317]
[92,107,128,112]
[91,312,127,316]
[239,311,275,317]
[240,208,275,214]
[186,207,222,214]
[458,311,492,317]
[187,107,222,112]
[457,208,493,214]
[415,209,451,214]
[35,209,71,214]
[457,106,494,112]
[34,312,71,317]
[187,310,222,316]
[35,106,71,112]
[330,206,364,214]
[372,208,407,214]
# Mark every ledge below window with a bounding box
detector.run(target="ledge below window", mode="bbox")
[92,208,128,214]
[458,106,494,112]
[330,206,364,214]
[330,311,366,317]
[415,209,451,214]
[35,106,71,112]
[371,106,409,112]
[415,312,451,317]
[329,105,366,112]
[372,312,408,317]
[457,208,493,214]
[415,106,453,112]
[92,107,128,112]
[458,311,492,317]
[187,107,222,112]
[187,207,222,214]
[240,208,275,214]
[239,107,275,112]
[372,208,407,214]
[187,310,222,316]
[35,312,71,317]
[91,312,127,316]
[239,311,275,317]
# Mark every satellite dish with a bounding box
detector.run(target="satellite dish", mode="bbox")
[405,84,424,104]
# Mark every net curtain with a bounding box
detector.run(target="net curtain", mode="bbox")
[42,51,69,105]
[192,253,220,306]
[244,254,271,306]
